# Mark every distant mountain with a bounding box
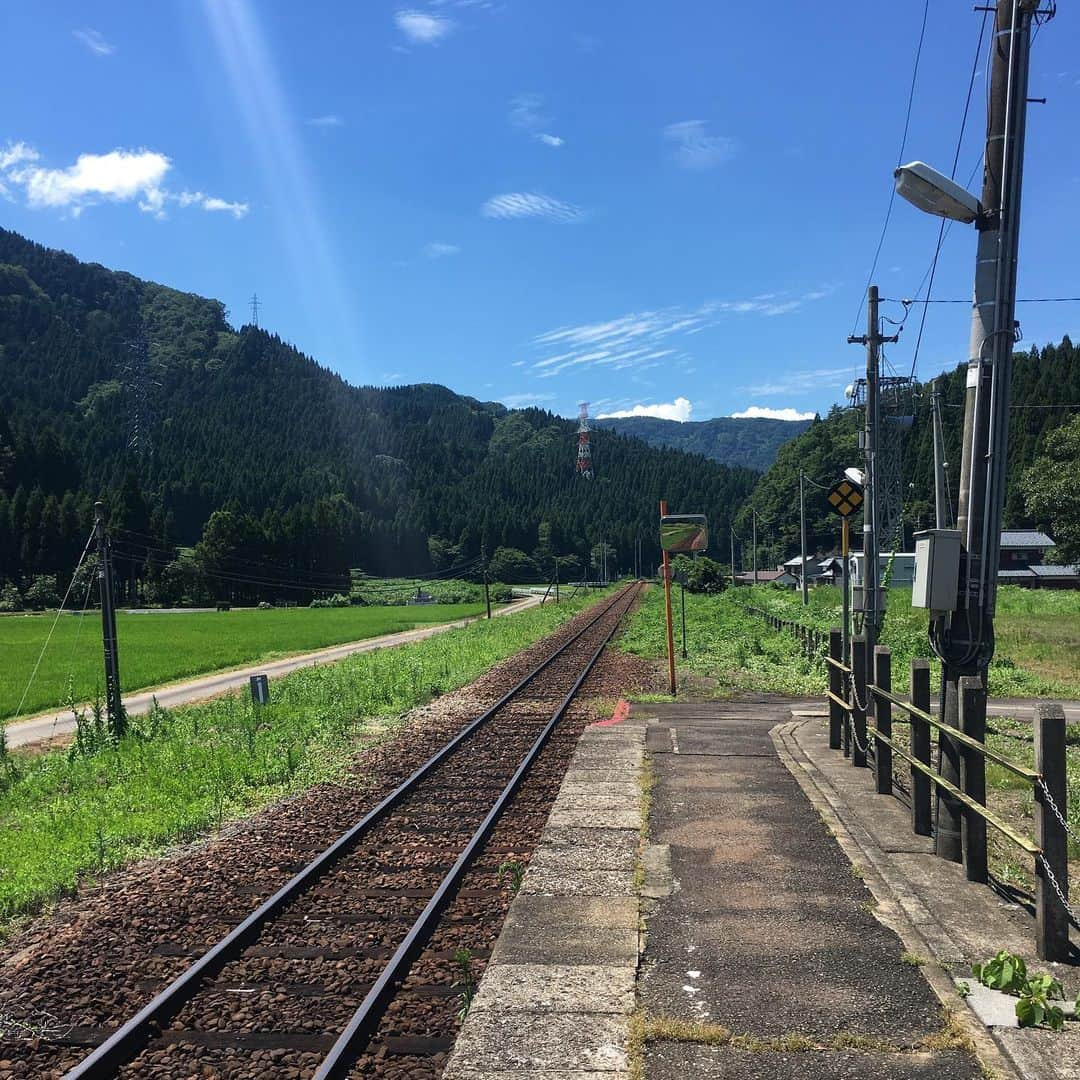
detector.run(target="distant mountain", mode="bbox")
[0,227,757,598]
[593,415,813,472]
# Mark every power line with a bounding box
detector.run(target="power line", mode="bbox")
[850,0,931,336]
[885,296,1080,305]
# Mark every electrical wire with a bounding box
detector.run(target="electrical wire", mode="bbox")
[886,296,1080,305]
[850,0,931,336]
[12,529,95,721]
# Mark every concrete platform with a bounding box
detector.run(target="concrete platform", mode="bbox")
[781,714,1080,1080]
[638,700,990,1080]
[443,713,647,1079]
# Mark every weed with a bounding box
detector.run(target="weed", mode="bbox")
[453,947,476,1023]
[901,951,927,967]
[497,859,525,896]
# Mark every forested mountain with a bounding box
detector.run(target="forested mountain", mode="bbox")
[0,228,756,602]
[735,337,1080,567]
[594,415,812,471]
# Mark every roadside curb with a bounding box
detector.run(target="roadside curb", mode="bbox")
[772,718,1021,1080]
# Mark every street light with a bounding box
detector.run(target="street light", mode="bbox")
[894,161,981,224]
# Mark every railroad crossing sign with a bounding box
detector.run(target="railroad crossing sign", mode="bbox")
[827,478,864,518]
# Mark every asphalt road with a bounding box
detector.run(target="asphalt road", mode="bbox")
[4,595,541,751]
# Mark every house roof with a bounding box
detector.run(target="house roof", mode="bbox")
[1000,530,1054,549]
[998,569,1036,580]
[1031,564,1080,578]
[737,569,790,582]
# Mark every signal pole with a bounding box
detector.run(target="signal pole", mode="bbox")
[94,502,125,736]
[934,0,1039,863]
[848,285,898,662]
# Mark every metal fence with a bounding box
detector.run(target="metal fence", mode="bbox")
[825,628,1071,962]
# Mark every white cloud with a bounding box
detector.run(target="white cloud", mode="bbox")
[664,120,737,169]
[0,142,247,220]
[307,114,343,128]
[740,365,852,397]
[482,192,585,223]
[502,392,557,409]
[395,10,453,43]
[424,241,460,258]
[510,95,563,148]
[73,28,115,56]
[598,397,693,422]
[731,406,816,421]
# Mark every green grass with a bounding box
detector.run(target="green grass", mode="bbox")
[0,591,603,931]
[620,584,1080,699]
[0,603,489,722]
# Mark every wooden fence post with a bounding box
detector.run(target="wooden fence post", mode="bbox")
[828,629,842,750]
[1035,703,1069,961]
[910,660,932,837]
[873,646,892,796]
[958,676,987,884]
[851,633,867,768]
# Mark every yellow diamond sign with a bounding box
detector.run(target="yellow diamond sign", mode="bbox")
[827,479,864,518]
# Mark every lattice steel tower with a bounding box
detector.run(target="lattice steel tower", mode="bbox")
[576,402,594,480]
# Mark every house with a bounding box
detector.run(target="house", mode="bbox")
[850,553,917,589]
[781,556,825,583]
[999,530,1054,570]
[818,556,845,586]
[735,569,798,587]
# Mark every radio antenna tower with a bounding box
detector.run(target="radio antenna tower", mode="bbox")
[250,293,260,327]
[576,402,594,480]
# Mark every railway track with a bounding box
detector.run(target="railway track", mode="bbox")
[46,581,642,1079]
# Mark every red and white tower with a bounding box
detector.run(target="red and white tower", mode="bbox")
[576,402,594,480]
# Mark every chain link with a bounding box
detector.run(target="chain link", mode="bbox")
[1036,853,1080,929]
[846,670,870,716]
[1036,778,1080,845]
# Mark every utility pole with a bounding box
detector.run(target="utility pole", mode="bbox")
[752,511,758,585]
[94,501,125,737]
[660,501,676,695]
[799,472,809,606]
[730,527,737,588]
[931,377,950,528]
[848,284,898,664]
[935,0,1039,863]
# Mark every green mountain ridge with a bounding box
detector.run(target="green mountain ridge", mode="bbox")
[593,415,812,471]
[0,228,756,599]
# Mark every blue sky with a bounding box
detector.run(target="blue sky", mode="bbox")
[3,2,1079,423]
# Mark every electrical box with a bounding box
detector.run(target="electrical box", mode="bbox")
[912,529,961,611]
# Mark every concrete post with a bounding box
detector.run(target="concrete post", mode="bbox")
[1035,703,1069,961]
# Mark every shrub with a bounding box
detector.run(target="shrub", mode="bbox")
[0,582,22,612]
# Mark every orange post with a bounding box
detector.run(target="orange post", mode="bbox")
[660,500,676,696]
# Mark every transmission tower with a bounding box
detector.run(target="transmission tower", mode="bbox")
[849,374,915,550]
[120,330,160,459]
[250,293,261,327]
[576,402,594,480]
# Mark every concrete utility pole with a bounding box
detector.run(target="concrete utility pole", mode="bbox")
[94,501,125,736]
[936,0,1039,862]
[931,377,950,529]
[730,527,737,588]
[799,472,809,605]
[848,285,898,663]
[752,511,758,585]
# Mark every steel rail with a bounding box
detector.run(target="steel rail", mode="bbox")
[65,583,638,1080]
[315,580,642,1078]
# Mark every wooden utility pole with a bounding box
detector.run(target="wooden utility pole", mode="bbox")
[936,0,1039,863]
[660,500,676,696]
[94,501,125,736]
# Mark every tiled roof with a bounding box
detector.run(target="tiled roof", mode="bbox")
[1000,530,1054,548]
[1031,564,1080,578]
[998,569,1036,579]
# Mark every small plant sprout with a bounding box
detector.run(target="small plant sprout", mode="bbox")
[498,858,525,895]
[956,980,971,999]
[453,947,476,1022]
[973,951,1068,1031]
